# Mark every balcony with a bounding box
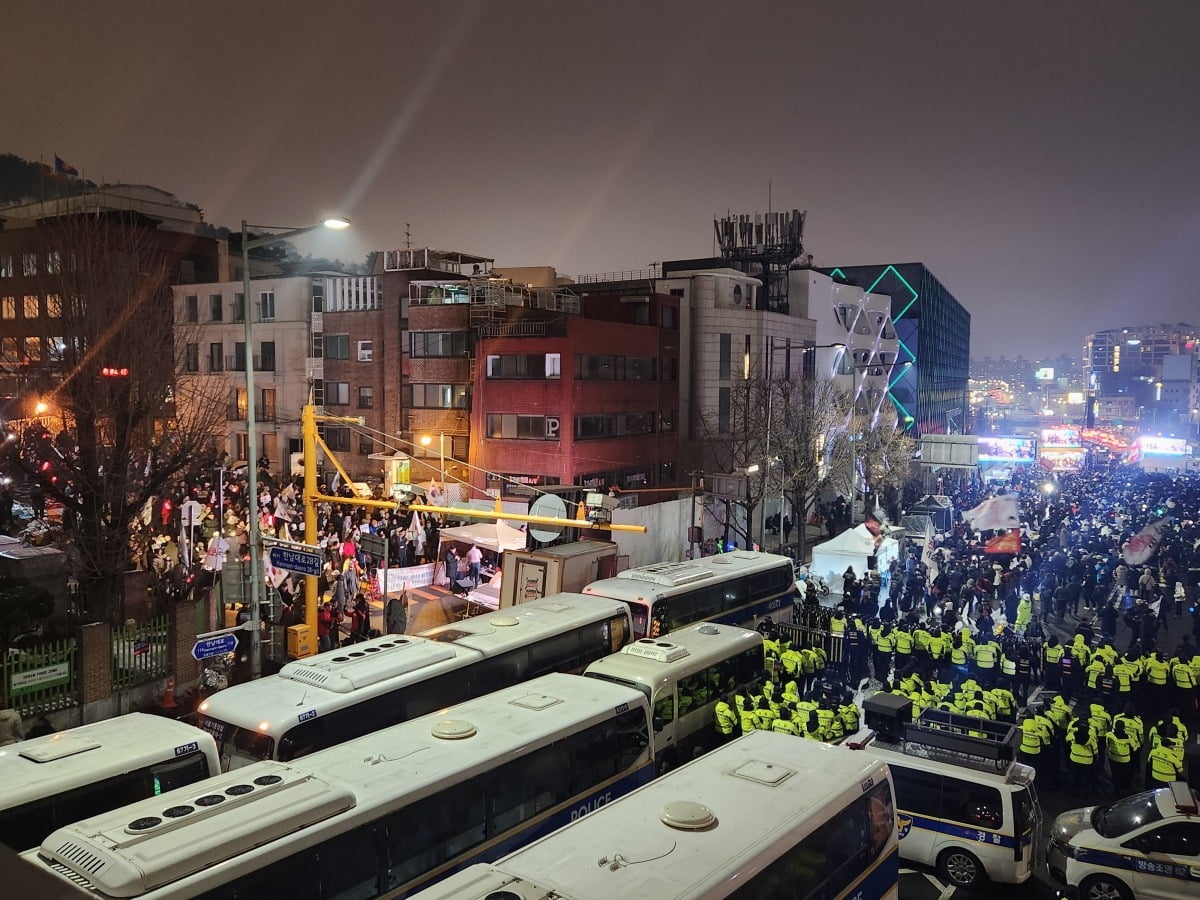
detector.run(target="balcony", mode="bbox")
[227,405,276,422]
[224,355,276,372]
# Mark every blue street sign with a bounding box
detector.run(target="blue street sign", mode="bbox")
[192,633,239,661]
[268,546,323,577]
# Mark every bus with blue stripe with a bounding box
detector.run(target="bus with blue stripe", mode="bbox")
[849,736,1039,888]
[22,674,654,899]
[409,730,900,900]
[583,550,795,640]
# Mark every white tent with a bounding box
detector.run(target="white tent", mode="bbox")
[438,520,527,553]
[809,524,900,595]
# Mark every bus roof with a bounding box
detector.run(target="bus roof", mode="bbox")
[198,594,630,731]
[416,731,888,900]
[0,714,217,810]
[583,551,792,602]
[418,593,628,652]
[584,622,763,695]
[31,674,649,898]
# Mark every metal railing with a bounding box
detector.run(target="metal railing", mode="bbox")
[111,615,171,690]
[227,405,276,422]
[2,637,78,715]
[574,265,661,284]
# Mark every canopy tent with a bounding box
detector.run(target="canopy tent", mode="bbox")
[438,520,527,554]
[809,524,900,595]
[908,494,954,532]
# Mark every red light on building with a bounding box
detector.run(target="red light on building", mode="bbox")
[100,366,130,377]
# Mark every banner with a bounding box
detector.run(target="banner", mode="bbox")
[1123,519,1168,566]
[962,494,1021,531]
[984,529,1022,556]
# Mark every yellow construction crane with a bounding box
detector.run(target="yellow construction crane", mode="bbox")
[296,405,646,648]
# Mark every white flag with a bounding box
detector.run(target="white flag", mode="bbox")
[962,494,1021,531]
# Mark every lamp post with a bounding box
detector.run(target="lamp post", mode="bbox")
[240,216,349,677]
[420,433,446,484]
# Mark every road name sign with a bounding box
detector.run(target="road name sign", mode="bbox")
[192,633,239,661]
[268,545,324,577]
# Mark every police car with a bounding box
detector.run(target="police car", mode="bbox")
[1047,781,1200,900]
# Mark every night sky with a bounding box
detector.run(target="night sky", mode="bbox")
[5,1,1199,359]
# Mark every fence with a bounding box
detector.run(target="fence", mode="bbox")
[111,614,171,690]
[2,637,79,716]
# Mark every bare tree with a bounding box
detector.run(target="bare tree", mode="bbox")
[824,406,917,524]
[4,213,227,624]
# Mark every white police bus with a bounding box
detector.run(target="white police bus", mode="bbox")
[196,594,631,768]
[582,550,795,640]
[0,713,219,851]
[583,621,764,772]
[410,730,900,900]
[24,674,654,899]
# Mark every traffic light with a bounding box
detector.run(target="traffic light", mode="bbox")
[100,366,130,378]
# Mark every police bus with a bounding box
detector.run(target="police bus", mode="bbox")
[410,730,900,900]
[0,713,220,851]
[848,719,1040,888]
[196,594,631,768]
[583,621,764,772]
[582,550,795,640]
[24,674,654,899]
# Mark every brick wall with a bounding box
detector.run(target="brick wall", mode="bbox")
[77,622,112,705]
[170,600,199,688]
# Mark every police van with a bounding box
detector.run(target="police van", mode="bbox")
[1048,781,1200,900]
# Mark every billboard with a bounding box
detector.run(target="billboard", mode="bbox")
[1138,436,1188,456]
[1040,447,1087,472]
[1034,367,1055,381]
[1040,426,1081,448]
[978,436,1038,463]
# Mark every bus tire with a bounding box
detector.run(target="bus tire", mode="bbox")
[937,847,983,888]
[1079,874,1132,900]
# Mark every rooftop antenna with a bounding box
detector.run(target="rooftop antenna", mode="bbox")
[404,222,412,249]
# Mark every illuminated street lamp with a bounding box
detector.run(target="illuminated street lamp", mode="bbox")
[420,433,446,483]
[240,215,349,677]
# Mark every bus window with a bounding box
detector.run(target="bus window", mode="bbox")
[693,585,723,620]
[278,719,326,761]
[942,777,1003,830]
[149,753,211,794]
[606,615,628,653]
[629,602,650,638]
[653,695,675,731]
[615,709,650,770]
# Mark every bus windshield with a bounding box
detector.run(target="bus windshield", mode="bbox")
[197,716,274,769]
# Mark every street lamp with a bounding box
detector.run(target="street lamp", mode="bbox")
[240,215,349,677]
[420,433,446,484]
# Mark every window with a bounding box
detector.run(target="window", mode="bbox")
[622,411,655,435]
[325,382,350,405]
[184,295,198,322]
[22,253,37,276]
[940,777,1003,830]
[574,415,615,440]
[410,331,469,357]
[208,343,223,373]
[718,387,731,433]
[486,353,560,379]
[312,379,324,405]
[661,305,677,328]
[1136,822,1200,857]
[359,434,375,455]
[660,410,676,433]
[259,291,275,321]
[718,333,731,380]
[357,340,373,362]
[1,297,14,319]
[311,331,323,358]
[234,432,249,463]
[322,425,350,451]
[22,295,38,318]
[232,293,245,322]
[209,294,223,321]
[259,341,275,372]
[311,280,324,313]
[575,355,656,381]
[0,256,12,278]
[185,343,199,373]
[358,386,374,408]
[1,338,18,361]
[23,337,40,361]
[260,388,276,421]
[324,334,350,359]
[45,251,61,274]
[410,384,468,408]
[486,414,558,440]
[233,342,246,371]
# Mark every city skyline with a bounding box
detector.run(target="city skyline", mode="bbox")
[4,1,1199,359]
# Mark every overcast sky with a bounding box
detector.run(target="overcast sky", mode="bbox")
[4,1,1198,359]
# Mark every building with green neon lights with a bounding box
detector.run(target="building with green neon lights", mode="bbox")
[820,263,970,435]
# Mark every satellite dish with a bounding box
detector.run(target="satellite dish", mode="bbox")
[528,494,568,544]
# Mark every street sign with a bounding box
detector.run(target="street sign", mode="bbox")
[268,545,324,577]
[191,633,238,661]
[360,533,387,557]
